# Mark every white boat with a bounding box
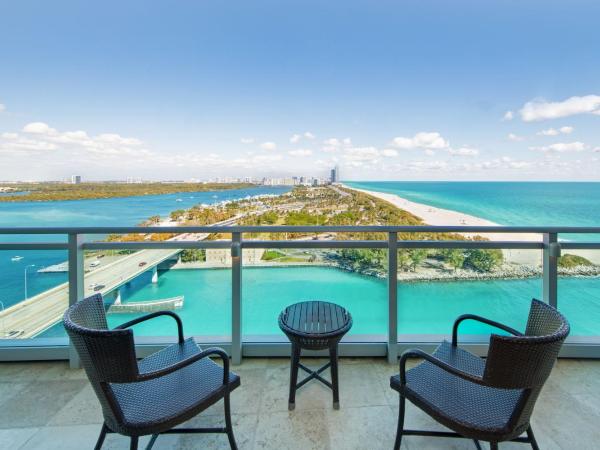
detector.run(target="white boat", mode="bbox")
[11,256,24,262]
[175,198,183,202]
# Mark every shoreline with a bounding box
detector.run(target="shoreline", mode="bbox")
[343,184,600,265]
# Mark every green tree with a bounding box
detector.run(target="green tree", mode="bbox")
[398,250,411,272]
[443,249,465,272]
[464,249,503,272]
[170,209,186,221]
[180,249,205,263]
[558,253,594,268]
[408,249,428,272]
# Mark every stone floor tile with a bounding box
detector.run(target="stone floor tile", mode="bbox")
[0,379,87,428]
[0,427,39,448]
[253,409,330,450]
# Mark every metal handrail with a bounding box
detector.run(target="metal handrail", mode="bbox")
[1,225,600,234]
[0,226,598,364]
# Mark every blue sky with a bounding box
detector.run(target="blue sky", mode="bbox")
[1,0,599,181]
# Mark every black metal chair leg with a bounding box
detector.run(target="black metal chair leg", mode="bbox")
[329,345,340,409]
[130,436,139,450]
[288,344,301,410]
[527,426,540,450]
[145,434,158,450]
[393,394,406,450]
[94,423,108,450]
[473,439,483,450]
[224,393,238,450]
[490,443,498,450]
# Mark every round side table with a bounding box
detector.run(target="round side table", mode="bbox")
[278,301,352,410]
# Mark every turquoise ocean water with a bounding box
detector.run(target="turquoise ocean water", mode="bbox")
[40,266,598,338]
[1,182,598,339]
[0,186,290,310]
[346,181,600,241]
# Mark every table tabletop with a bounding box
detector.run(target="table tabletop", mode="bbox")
[278,301,352,336]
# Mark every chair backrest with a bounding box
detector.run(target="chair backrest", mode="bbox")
[63,294,139,383]
[482,299,569,432]
[63,294,139,429]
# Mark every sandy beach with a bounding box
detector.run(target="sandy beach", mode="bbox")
[344,185,547,265]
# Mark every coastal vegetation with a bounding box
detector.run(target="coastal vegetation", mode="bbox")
[558,253,595,268]
[103,185,509,277]
[180,249,205,263]
[0,182,253,202]
[262,250,286,261]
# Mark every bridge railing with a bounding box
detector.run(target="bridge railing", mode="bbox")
[1,226,599,365]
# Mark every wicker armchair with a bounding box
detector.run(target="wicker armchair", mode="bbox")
[63,294,240,450]
[390,299,569,450]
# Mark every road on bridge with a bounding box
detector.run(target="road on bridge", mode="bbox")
[0,216,242,338]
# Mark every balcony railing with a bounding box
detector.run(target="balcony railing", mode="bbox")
[1,225,599,365]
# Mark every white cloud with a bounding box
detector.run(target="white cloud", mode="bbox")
[507,133,525,142]
[424,149,435,156]
[324,138,341,147]
[449,147,479,157]
[23,122,58,135]
[2,122,148,159]
[95,133,142,146]
[343,146,379,161]
[537,128,559,136]
[530,142,587,153]
[260,141,277,151]
[537,126,574,136]
[503,111,514,121]
[381,148,398,157]
[0,103,5,112]
[321,137,352,152]
[240,137,254,144]
[392,132,449,150]
[408,160,448,171]
[290,132,316,144]
[288,149,313,157]
[520,95,600,121]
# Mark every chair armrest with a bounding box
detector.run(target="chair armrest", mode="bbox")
[452,314,522,346]
[399,349,485,386]
[115,311,184,343]
[137,347,230,384]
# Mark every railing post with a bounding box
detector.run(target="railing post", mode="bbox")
[387,232,398,364]
[68,233,85,368]
[231,232,242,365]
[543,232,559,308]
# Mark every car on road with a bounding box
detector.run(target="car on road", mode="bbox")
[89,261,100,268]
[139,262,147,267]
[88,283,105,292]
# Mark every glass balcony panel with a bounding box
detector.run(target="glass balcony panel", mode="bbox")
[558,250,600,339]
[0,249,68,341]
[82,247,232,342]
[397,247,543,340]
[242,247,388,342]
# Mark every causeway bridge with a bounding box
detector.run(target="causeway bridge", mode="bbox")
[0,218,239,338]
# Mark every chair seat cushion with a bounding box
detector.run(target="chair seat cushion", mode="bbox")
[390,341,524,440]
[110,338,240,435]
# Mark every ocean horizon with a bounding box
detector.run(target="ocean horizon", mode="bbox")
[346,181,600,231]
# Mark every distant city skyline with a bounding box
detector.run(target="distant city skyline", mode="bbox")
[1,1,599,181]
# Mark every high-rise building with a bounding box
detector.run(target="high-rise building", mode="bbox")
[71,175,82,184]
[330,165,339,183]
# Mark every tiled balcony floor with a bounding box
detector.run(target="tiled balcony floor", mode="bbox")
[0,357,599,449]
